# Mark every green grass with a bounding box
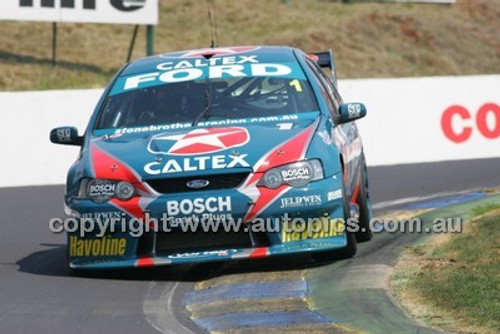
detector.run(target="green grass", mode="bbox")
[471,203,500,216]
[395,209,500,333]
[0,0,499,91]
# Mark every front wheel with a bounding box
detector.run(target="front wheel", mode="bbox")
[356,154,373,243]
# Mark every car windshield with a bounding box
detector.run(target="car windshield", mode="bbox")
[95,71,318,131]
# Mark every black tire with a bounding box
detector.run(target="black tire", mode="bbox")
[356,154,373,243]
[313,181,357,262]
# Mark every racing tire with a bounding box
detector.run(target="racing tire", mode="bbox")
[356,154,373,243]
[312,181,357,262]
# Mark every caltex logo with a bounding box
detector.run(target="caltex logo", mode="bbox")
[148,127,250,156]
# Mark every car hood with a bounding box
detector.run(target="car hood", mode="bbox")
[88,112,320,181]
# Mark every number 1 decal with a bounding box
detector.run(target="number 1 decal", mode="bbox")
[289,79,303,92]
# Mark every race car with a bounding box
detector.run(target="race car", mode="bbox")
[50,46,372,270]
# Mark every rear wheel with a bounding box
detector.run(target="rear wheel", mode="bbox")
[312,181,357,262]
[356,154,373,243]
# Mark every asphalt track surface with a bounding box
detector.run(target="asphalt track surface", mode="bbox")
[1,157,500,334]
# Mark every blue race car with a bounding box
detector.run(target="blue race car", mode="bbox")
[50,46,372,270]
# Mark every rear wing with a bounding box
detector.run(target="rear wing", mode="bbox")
[308,50,338,88]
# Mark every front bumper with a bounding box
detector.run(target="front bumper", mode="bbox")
[66,174,348,269]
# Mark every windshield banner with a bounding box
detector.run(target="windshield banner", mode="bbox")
[110,61,306,96]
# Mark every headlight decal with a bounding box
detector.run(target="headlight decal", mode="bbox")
[238,120,319,222]
[90,144,156,219]
[80,179,136,203]
[87,179,117,203]
[258,159,324,189]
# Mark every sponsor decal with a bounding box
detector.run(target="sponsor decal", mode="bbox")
[107,132,124,139]
[186,179,210,189]
[156,55,259,70]
[145,127,251,174]
[168,213,232,225]
[110,56,306,95]
[281,218,344,243]
[327,189,342,201]
[280,165,312,184]
[441,103,500,143]
[144,154,249,175]
[109,114,300,135]
[281,241,335,252]
[276,123,293,130]
[87,179,116,203]
[347,103,362,118]
[148,127,250,156]
[317,130,334,145]
[69,235,127,257]
[166,196,232,216]
[120,62,296,92]
[56,128,73,143]
[81,211,123,219]
[280,195,322,208]
[168,249,238,259]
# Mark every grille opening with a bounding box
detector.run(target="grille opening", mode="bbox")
[147,172,249,194]
[155,229,252,255]
[136,231,155,257]
[249,230,271,247]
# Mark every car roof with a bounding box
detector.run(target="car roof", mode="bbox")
[121,45,300,77]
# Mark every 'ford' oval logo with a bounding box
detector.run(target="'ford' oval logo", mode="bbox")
[186,179,210,189]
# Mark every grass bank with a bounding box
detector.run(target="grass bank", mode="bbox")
[0,0,499,90]
[392,205,500,334]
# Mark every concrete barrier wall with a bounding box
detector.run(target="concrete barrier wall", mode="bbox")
[0,89,102,188]
[341,75,500,166]
[1,75,499,187]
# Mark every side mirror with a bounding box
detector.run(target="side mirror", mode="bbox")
[50,127,83,146]
[338,103,367,123]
